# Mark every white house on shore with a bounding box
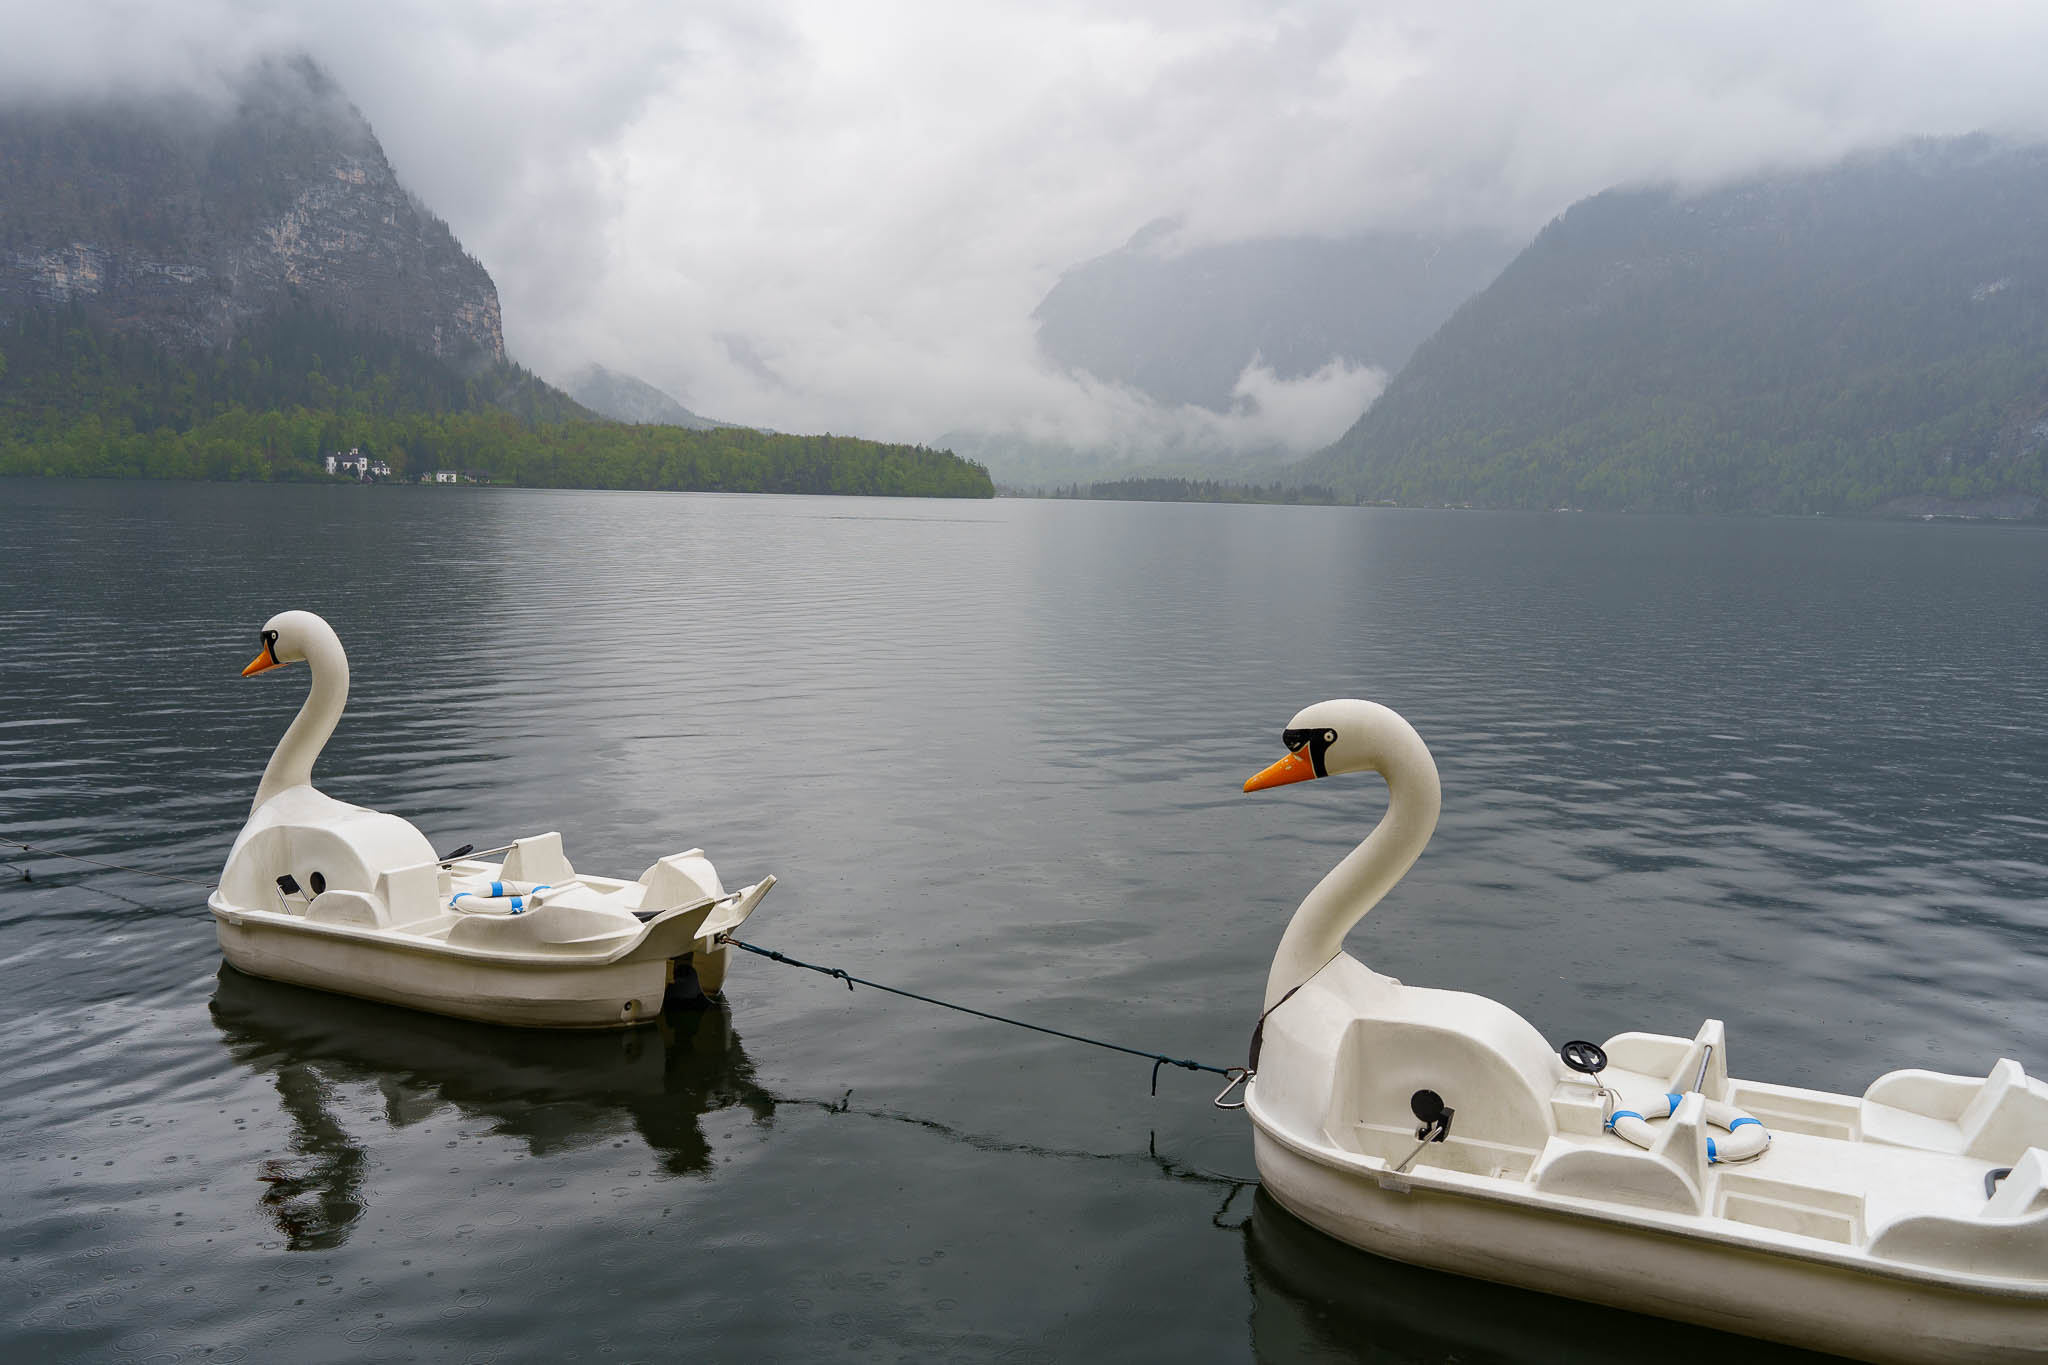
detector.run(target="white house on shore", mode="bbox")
[323,448,391,480]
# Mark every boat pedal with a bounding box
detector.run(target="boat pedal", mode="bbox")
[1392,1091,1455,1174]
[1410,1089,1455,1142]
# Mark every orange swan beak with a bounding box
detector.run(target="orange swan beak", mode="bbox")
[1244,747,1319,792]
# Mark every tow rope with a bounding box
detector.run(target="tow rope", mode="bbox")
[3,835,1245,1101]
[721,936,1238,1096]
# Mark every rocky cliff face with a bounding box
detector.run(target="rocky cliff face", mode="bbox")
[0,56,503,360]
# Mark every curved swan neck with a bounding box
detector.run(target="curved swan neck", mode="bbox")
[1263,714,1441,1010]
[252,628,348,812]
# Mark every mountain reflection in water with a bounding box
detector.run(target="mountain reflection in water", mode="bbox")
[209,966,774,1250]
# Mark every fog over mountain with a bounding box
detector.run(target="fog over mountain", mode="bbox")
[961,221,1511,485]
[1304,135,2048,517]
[1033,222,1514,414]
[10,2,2048,462]
[563,365,728,430]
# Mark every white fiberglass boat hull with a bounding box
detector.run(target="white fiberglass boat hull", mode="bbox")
[1233,700,2044,1361]
[211,826,771,1030]
[215,906,703,1029]
[213,611,773,1029]
[1242,953,2048,1364]
[1250,1116,2046,1365]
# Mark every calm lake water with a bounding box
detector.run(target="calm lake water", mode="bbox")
[1,479,2044,1364]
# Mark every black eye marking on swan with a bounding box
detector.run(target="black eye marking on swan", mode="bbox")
[1282,727,1337,777]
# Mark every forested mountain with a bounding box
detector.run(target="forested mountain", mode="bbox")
[1306,137,2048,517]
[0,57,992,498]
[564,364,728,430]
[1034,221,1514,411]
[0,303,990,496]
[2,305,579,432]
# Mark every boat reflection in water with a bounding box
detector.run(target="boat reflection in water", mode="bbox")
[1240,1187,1837,1364]
[209,964,775,1250]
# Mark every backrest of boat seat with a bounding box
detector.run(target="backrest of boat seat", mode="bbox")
[1600,1031,1691,1079]
[1959,1060,2048,1163]
[500,833,574,884]
[1530,1093,1711,1215]
[1661,1019,1730,1101]
[1987,1147,2048,1220]
[640,851,722,914]
[375,861,442,928]
[1325,991,1562,1154]
[1869,1146,2048,1277]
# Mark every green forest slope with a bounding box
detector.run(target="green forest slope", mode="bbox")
[0,306,993,497]
[1304,137,2048,516]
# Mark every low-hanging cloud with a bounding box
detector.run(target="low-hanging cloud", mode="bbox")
[10,1,2048,455]
[943,352,1385,481]
[1230,357,1387,454]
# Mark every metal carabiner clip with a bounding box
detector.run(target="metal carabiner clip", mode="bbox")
[1212,1067,1252,1110]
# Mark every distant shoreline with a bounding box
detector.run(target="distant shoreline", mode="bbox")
[7,473,2039,522]
[0,472,994,500]
[992,485,2045,523]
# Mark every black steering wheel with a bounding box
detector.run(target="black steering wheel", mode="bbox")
[1560,1040,1608,1075]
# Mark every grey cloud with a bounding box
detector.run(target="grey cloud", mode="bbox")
[9,1,2048,456]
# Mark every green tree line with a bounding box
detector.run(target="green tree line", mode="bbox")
[1049,476,1344,504]
[0,305,993,498]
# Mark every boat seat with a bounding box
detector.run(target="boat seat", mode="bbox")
[445,899,640,953]
[1988,1148,2048,1219]
[639,850,724,915]
[1602,1019,1733,1101]
[303,888,389,928]
[1862,1059,2048,1161]
[1530,1091,1713,1215]
[1866,1146,2048,1276]
[499,832,574,884]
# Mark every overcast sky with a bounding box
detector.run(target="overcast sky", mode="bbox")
[11,1,2048,455]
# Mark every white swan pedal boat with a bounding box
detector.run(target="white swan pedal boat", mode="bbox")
[209,611,773,1028]
[1233,699,2046,1364]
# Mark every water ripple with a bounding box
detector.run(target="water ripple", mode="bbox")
[0,482,2040,1362]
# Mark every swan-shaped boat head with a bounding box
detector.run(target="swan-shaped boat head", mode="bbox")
[1244,698,1442,1010]
[218,610,437,918]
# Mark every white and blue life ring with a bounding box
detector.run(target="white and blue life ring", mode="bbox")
[449,881,553,916]
[1606,1091,1770,1164]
